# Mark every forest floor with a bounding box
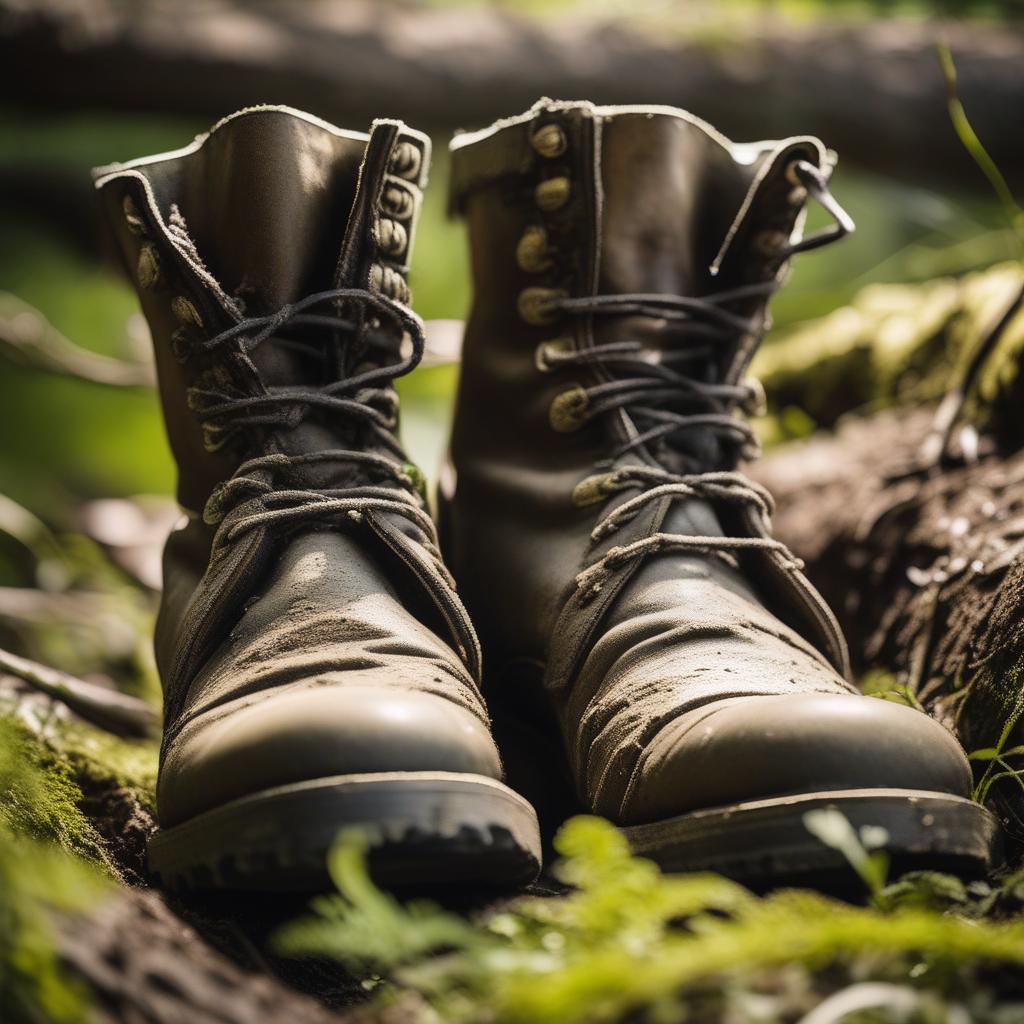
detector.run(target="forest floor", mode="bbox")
[6,264,1024,1024]
[7,636,1024,1024]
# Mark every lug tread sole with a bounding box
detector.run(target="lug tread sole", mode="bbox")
[148,771,542,892]
[622,788,1001,883]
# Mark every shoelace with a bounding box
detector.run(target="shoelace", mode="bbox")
[541,160,855,599]
[189,287,449,577]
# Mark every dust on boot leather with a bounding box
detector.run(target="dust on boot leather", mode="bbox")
[441,99,998,881]
[94,106,540,890]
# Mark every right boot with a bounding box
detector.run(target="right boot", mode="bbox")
[441,100,997,884]
[94,106,541,891]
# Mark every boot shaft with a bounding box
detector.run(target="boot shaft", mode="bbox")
[443,100,849,672]
[94,106,430,514]
[94,109,484,703]
[449,99,833,481]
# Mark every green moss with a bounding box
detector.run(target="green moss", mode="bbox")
[0,716,107,862]
[0,714,108,1024]
[752,262,1024,436]
[0,836,103,1024]
[60,724,158,799]
[278,816,1024,1024]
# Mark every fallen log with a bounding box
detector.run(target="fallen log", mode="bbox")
[57,890,350,1024]
[755,405,1024,846]
[3,0,1023,191]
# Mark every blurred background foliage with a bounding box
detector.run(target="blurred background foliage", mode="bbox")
[2,1,1024,1017]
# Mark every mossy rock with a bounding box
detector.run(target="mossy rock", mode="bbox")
[0,703,158,880]
[753,262,1024,443]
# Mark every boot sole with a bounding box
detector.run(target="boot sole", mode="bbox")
[621,788,1000,886]
[148,771,542,892]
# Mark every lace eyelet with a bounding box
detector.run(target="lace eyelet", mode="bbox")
[185,386,205,412]
[534,336,572,372]
[516,225,553,274]
[518,286,566,326]
[378,218,408,258]
[531,123,567,159]
[136,242,160,289]
[201,422,228,452]
[381,185,415,219]
[171,295,203,329]
[122,194,146,236]
[389,141,422,181]
[170,327,193,364]
[571,472,620,508]
[535,177,571,213]
[549,385,589,433]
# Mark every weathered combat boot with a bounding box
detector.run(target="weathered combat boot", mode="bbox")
[94,106,540,890]
[442,100,998,881]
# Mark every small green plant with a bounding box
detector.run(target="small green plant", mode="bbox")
[938,42,1024,256]
[277,816,1024,1023]
[970,692,1024,805]
[860,669,927,714]
[803,807,891,903]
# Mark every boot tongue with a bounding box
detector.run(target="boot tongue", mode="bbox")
[595,113,769,472]
[596,112,760,299]
[172,108,367,312]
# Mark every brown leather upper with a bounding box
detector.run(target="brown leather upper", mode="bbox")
[95,107,497,827]
[442,100,972,823]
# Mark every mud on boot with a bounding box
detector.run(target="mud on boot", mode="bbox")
[440,99,998,884]
[95,106,541,891]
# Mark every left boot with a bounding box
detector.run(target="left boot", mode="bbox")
[441,99,999,883]
[94,106,541,891]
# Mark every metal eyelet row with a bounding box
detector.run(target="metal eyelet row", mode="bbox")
[124,191,208,370]
[123,190,226,450]
[517,120,570,328]
[123,194,163,293]
[515,120,586,433]
[368,138,423,305]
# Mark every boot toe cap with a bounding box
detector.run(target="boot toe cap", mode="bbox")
[619,693,973,825]
[158,685,503,827]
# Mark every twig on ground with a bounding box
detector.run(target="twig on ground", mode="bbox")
[0,291,154,388]
[0,646,156,738]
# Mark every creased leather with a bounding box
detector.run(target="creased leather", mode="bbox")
[94,106,501,828]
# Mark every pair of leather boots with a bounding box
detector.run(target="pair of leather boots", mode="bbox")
[95,101,997,892]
